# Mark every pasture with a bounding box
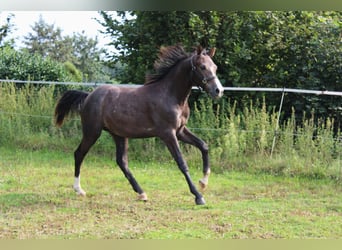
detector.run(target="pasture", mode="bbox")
[1,146,341,239]
[0,82,341,239]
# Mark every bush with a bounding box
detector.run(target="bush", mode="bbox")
[188,95,341,180]
[0,46,72,81]
[63,61,82,82]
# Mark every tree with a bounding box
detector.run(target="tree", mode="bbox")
[23,16,110,82]
[0,12,15,48]
[66,31,107,82]
[98,11,197,83]
[23,15,73,62]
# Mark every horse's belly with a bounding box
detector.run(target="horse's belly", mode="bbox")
[104,109,157,138]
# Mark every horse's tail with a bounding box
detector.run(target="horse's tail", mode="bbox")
[54,90,89,127]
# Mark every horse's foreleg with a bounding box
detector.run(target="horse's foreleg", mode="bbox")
[113,135,147,202]
[162,133,205,205]
[73,175,86,196]
[177,126,210,190]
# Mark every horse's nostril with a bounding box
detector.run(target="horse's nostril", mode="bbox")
[215,88,220,94]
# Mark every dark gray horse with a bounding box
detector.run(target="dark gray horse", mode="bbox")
[54,45,223,205]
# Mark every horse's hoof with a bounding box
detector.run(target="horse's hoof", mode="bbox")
[78,191,86,197]
[138,192,148,202]
[74,187,86,196]
[195,197,206,205]
[199,179,207,190]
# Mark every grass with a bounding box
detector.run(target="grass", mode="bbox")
[1,146,341,239]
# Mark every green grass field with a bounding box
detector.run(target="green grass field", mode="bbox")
[1,146,341,239]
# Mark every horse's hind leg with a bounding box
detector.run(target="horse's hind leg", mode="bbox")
[73,127,102,196]
[112,135,147,201]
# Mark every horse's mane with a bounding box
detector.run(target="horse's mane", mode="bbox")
[145,44,190,85]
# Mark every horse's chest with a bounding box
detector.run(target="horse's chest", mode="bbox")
[175,106,190,127]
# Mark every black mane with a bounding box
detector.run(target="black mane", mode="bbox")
[145,45,189,85]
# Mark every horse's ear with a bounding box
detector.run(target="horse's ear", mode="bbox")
[209,47,216,58]
[196,45,204,55]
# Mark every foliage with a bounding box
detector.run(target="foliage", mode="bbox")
[98,11,196,83]
[63,61,82,82]
[67,31,109,82]
[188,97,341,180]
[98,11,342,128]
[0,46,72,81]
[22,16,109,82]
[23,15,70,62]
[0,12,15,48]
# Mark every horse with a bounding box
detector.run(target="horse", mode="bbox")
[54,44,224,205]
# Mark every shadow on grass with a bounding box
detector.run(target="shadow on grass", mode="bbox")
[0,191,76,211]
[0,193,48,209]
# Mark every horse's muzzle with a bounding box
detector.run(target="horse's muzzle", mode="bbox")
[208,78,224,99]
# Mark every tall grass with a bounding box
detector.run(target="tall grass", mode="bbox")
[0,83,77,150]
[188,97,341,180]
[0,82,341,180]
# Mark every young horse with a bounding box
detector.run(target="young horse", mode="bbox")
[55,45,223,205]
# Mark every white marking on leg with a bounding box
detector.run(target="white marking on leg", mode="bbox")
[199,170,211,190]
[73,176,86,196]
[137,192,148,202]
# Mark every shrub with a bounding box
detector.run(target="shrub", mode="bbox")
[63,61,82,82]
[0,46,72,81]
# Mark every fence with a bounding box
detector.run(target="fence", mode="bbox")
[1,79,342,96]
[2,79,341,153]
[1,79,341,178]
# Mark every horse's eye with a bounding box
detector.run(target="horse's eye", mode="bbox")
[200,65,206,70]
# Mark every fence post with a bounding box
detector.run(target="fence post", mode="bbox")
[270,87,286,157]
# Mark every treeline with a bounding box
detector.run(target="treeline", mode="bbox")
[0,14,113,83]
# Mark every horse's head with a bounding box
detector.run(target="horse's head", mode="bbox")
[190,46,224,99]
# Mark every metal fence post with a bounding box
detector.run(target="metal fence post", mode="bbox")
[270,87,286,157]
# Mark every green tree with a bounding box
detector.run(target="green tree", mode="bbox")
[0,12,15,48]
[67,31,107,82]
[23,15,73,62]
[99,11,196,83]
[23,16,110,82]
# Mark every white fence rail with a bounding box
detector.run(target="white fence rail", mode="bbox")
[1,79,342,96]
[221,87,342,97]
[1,79,341,156]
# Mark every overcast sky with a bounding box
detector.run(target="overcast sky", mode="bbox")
[0,11,114,50]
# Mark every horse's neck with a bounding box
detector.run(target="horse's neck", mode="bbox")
[164,58,193,105]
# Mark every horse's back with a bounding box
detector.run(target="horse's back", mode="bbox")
[83,84,137,110]
[83,85,154,137]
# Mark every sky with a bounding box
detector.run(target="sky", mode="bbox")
[0,11,114,50]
